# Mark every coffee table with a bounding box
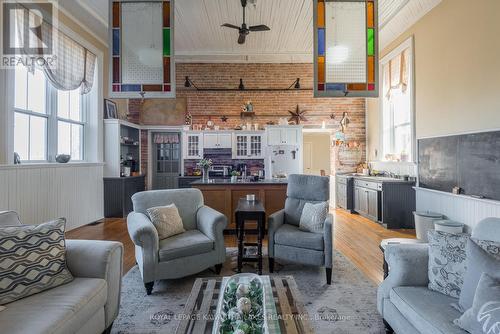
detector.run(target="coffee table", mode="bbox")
[176,275,313,334]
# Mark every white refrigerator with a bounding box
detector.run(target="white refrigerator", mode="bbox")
[265,144,302,178]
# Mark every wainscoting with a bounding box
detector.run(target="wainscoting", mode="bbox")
[0,163,104,230]
[416,187,500,231]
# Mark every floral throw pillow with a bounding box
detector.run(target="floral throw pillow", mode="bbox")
[428,230,469,298]
[472,238,500,260]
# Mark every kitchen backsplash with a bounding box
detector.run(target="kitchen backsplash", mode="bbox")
[369,161,417,177]
[184,148,264,175]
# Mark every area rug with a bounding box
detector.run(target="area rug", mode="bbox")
[112,249,385,333]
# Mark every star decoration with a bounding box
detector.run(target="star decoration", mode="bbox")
[220,115,228,122]
[330,113,336,120]
[288,105,308,125]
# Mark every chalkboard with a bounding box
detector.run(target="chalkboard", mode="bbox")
[418,130,500,201]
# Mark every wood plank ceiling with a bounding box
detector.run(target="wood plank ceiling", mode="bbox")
[59,0,442,63]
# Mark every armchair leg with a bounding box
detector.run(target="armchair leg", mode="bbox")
[325,267,332,285]
[383,319,394,333]
[215,263,223,275]
[102,321,113,334]
[269,257,274,273]
[145,281,154,295]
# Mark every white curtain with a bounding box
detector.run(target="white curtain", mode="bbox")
[15,5,96,94]
[384,48,409,99]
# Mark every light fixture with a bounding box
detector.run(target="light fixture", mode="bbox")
[294,78,301,89]
[184,76,191,87]
[180,77,309,91]
[239,78,245,90]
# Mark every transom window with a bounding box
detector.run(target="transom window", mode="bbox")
[13,65,90,162]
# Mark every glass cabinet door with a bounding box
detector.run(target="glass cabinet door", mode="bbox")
[250,135,262,157]
[187,135,200,158]
[236,135,248,157]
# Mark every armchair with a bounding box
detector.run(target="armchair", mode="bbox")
[268,174,333,284]
[127,188,227,294]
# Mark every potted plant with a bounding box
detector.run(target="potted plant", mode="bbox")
[231,171,240,183]
[197,158,213,182]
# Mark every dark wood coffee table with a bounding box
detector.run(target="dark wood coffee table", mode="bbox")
[235,198,266,274]
[176,276,313,334]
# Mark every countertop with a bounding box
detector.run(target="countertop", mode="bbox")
[190,178,288,185]
[337,173,415,184]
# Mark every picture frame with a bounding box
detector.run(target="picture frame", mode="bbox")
[104,99,118,119]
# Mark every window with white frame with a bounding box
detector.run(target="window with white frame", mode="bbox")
[380,37,414,162]
[13,65,89,162]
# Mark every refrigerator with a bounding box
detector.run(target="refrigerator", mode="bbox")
[265,144,302,178]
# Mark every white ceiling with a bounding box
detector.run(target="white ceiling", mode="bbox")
[58,0,441,62]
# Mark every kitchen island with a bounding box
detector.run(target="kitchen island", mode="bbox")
[191,179,288,232]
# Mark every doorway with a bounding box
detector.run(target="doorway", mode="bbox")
[303,132,331,176]
[151,132,181,190]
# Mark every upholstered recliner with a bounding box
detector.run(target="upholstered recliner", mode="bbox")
[268,174,333,284]
[377,218,500,334]
[127,188,227,294]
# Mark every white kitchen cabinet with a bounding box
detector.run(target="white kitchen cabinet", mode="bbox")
[266,126,301,145]
[232,132,265,159]
[203,133,232,149]
[183,132,203,159]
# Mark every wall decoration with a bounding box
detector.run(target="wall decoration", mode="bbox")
[314,0,378,98]
[110,0,175,98]
[220,115,228,123]
[288,105,308,125]
[104,99,118,119]
[340,112,350,133]
[139,98,186,125]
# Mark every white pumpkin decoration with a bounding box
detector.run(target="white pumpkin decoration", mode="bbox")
[236,297,252,314]
[236,283,249,298]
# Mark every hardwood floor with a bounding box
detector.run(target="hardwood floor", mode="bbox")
[66,209,415,284]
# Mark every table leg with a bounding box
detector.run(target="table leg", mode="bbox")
[237,215,243,273]
[258,213,263,275]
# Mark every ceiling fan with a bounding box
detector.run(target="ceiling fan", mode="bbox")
[221,0,270,45]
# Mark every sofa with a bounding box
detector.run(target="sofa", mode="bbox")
[0,211,123,334]
[127,188,227,294]
[377,217,500,334]
[268,174,333,284]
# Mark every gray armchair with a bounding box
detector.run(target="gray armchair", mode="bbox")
[127,188,227,294]
[268,174,333,284]
[0,211,123,334]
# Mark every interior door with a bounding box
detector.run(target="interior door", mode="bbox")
[152,132,181,190]
[303,142,313,174]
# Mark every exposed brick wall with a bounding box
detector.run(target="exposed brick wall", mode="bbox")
[129,63,366,179]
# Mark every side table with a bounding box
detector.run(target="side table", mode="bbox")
[379,238,423,279]
[235,198,266,275]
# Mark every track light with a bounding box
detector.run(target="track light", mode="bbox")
[294,78,300,89]
[239,78,245,90]
[184,76,191,88]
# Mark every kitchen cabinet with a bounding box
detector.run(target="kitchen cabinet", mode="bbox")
[232,132,265,159]
[336,174,354,212]
[354,183,380,222]
[266,126,301,145]
[183,132,203,159]
[104,175,145,217]
[204,133,232,149]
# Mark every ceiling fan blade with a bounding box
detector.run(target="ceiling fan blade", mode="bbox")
[238,33,246,44]
[249,25,270,32]
[221,23,240,30]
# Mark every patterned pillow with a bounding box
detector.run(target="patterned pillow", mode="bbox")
[427,230,469,298]
[0,218,74,305]
[454,273,500,334]
[147,204,186,239]
[299,202,329,233]
[472,238,500,260]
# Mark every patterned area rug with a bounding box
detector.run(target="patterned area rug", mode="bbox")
[112,249,385,334]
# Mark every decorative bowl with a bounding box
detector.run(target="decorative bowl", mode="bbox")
[212,273,269,334]
[55,154,71,163]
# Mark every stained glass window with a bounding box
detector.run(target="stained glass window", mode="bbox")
[111,0,174,97]
[315,0,378,97]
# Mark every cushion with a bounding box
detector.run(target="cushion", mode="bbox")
[158,230,214,262]
[274,224,324,251]
[427,230,469,298]
[389,287,465,334]
[455,273,500,334]
[459,239,500,311]
[0,277,107,334]
[284,175,329,226]
[0,211,21,227]
[299,201,328,233]
[0,218,74,305]
[147,204,186,240]
[472,237,500,260]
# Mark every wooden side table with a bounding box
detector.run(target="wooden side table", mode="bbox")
[379,238,423,278]
[235,198,266,275]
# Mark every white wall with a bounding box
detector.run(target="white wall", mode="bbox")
[0,164,104,230]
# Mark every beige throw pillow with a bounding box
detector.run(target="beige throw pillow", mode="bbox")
[147,204,185,239]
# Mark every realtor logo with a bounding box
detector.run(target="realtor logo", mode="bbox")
[1,0,57,68]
